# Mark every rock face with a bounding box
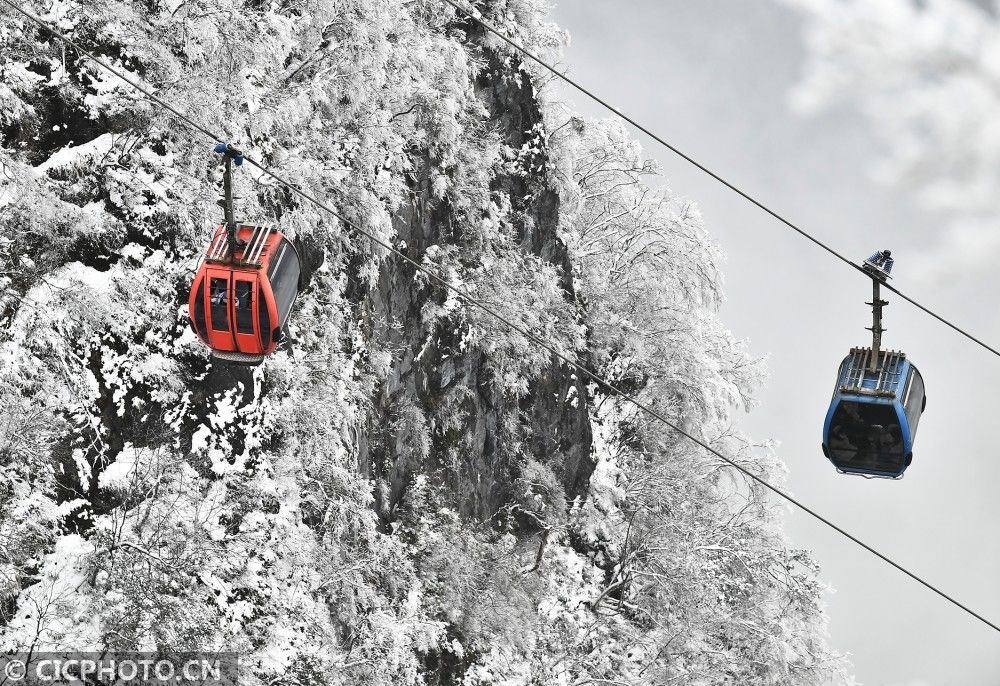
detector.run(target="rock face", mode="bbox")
[359,42,594,527]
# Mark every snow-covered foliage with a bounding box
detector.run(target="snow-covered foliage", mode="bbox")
[0,0,845,683]
[782,0,1000,279]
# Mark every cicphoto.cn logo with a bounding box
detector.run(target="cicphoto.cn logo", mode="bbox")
[0,652,238,685]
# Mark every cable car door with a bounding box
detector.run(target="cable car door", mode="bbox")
[232,274,261,354]
[205,268,235,351]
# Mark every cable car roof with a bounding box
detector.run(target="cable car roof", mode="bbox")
[838,347,908,399]
[205,223,277,268]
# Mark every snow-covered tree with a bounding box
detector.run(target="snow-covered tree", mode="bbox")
[0,0,845,683]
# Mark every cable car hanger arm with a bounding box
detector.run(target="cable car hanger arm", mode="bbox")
[213,143,246,258]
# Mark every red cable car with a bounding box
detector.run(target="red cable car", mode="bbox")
[188,143,301,365]
[188,224,301,365]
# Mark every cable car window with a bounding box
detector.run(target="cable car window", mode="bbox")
[258,287,271,348]
[828,400,905,473]
[210,278,229,331]
[268,239,300,326]
[193,281,207,338]
[903,368,924,435]
[234,280,254,334]
[833,358,849,396]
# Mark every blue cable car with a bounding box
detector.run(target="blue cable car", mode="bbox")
[822,250,927,479]
[822,348,926,478]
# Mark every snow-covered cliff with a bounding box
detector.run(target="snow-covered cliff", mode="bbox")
[0,1,845,683]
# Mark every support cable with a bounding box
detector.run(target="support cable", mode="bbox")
[4,0,998,635]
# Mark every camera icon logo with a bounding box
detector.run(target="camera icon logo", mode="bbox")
[3,659,26,681]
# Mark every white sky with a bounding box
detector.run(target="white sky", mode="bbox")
[548,2,1000,684]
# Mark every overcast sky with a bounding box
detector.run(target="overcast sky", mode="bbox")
[548,2,1000,684]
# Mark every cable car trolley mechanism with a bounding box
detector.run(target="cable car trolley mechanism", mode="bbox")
[188,144,301,365]
[821,251,926,479]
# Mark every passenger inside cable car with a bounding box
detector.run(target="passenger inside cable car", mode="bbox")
[827,400,905,473]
